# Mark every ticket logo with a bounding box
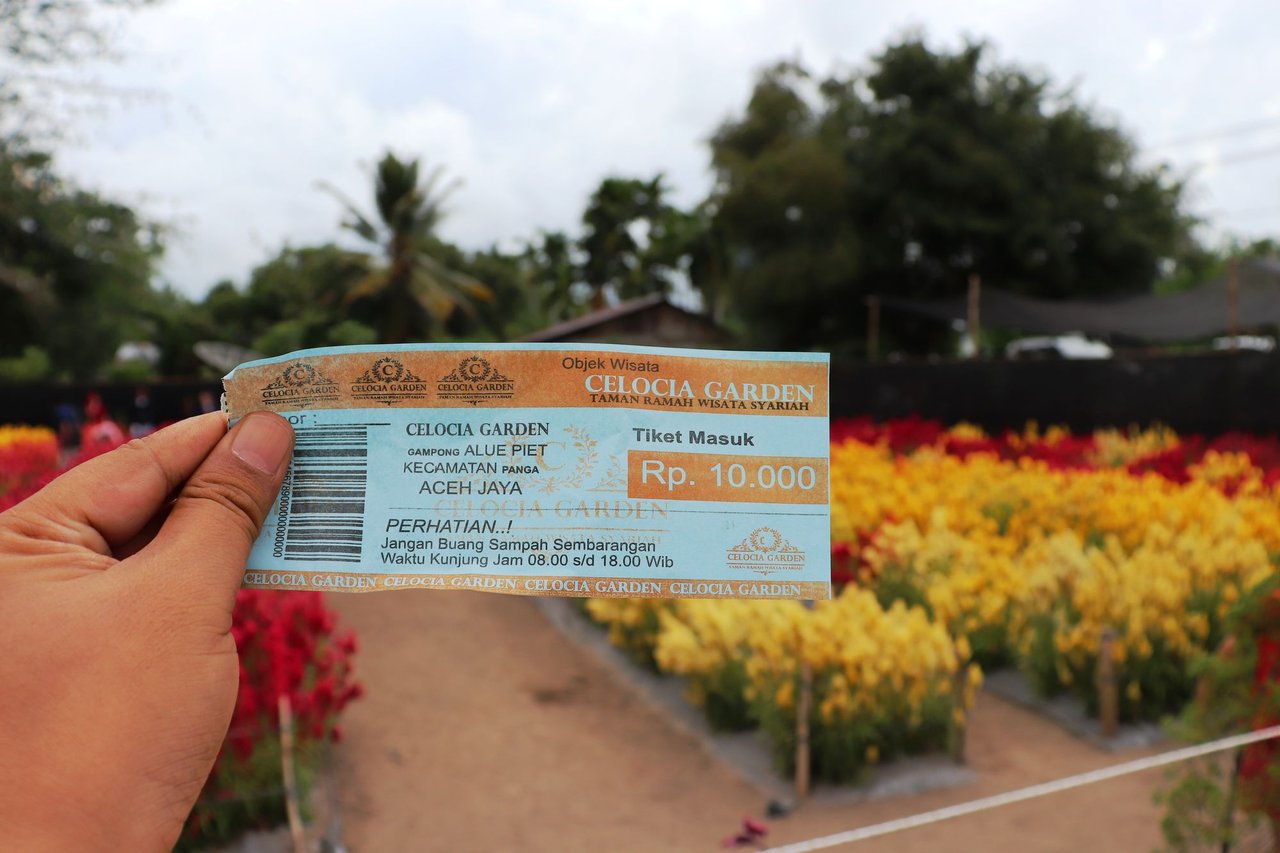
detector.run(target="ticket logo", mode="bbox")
[437,355,516,405]
[726,527,807,576]
[258,361,340,409]
[350,357,430,406]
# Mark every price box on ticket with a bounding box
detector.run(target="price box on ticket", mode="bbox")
[223,343,830,600]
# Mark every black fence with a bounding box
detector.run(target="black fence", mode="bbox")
[1,352,1277,436]
[0,380,224,428]
[830,351,1280,435]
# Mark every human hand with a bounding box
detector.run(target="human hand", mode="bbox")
[0,411,294,851]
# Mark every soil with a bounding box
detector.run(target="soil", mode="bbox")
[331,590,1169,852]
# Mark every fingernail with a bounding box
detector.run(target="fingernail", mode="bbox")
[232,414,293,474]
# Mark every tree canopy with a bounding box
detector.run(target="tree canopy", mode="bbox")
[708,38,1203,351]
[319,153,493,344]
[0,136,162,378]
[0,31,1239,379]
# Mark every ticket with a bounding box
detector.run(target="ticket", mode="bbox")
[222,343,830,599]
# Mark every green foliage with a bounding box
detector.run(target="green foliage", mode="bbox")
[104,358,155,382]
[325,319,377,347]
[175,736,323,852]
[0,136,163,378]
[580,174,686,305]
[251,319,308,359]
[322,152,491,343]
[752,670,951,784]
[707,37,1201,352]
[520,230,585,326]
[1158,576,1280,849]
[688,657,754,733]
[1024,614,1065,698]
[0,344,50,380]
[1156,756,1266,852]
[582,600,671,674]
[869,558,931,614]
[1156,237,1280,296]
[495,230,589,335]
[196,244,371,356]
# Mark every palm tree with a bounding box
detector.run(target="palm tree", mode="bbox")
[321,153,490,343]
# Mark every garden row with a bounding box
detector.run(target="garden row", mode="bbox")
[584,418,1280,785]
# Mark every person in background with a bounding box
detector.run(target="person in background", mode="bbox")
[83,390,106,424]
[82,390,126,451]
[52,400,81,453]
[198,389,220,414]
[130,385,156,439]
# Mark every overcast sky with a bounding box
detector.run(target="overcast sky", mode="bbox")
[51,0,1280,298]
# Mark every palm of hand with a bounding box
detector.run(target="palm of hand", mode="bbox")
[0,412,292,851]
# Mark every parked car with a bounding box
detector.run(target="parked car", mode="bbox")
[1212,335,1275,352]
[1005,334,1113,360]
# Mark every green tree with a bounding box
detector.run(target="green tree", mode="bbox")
[322,153,490,343]
[0,136,162,377]
[195,244,374,357]
[708,38,1201,352]
[450,243,532,341]
[579,175,685,306]
[441,233,592,341]
[514,230,585,331]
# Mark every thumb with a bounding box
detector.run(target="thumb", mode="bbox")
[137,412,294,609]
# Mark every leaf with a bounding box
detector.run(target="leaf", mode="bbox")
[341,269,390,307]
[314,180,379,244]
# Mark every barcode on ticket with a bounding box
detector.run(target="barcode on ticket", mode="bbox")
[275,425,368,563]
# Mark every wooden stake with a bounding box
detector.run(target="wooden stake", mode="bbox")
[949,653,969,764]
[795,599,816,800]
[866,296,881,362]
[1219,749,1242,852]
[1227,257,1240,350]
[967,274,981,359]
[1097,628,1119,740]
[278,695,306,853]
[795,660,812,799]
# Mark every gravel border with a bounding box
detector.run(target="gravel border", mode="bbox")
[981,669,1167,752]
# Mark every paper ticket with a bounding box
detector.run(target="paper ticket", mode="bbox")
[222,343,830,599]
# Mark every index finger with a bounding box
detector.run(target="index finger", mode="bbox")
[6,413,230,556]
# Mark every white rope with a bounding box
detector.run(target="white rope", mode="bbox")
[765,724,1280,852]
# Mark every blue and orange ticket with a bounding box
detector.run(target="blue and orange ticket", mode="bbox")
[222,343,830,599]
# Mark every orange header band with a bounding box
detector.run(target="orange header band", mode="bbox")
[224,349,828,418]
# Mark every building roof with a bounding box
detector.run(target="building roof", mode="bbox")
[878,257,1280,342]
[520,294,725,342]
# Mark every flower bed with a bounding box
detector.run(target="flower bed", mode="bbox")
[586,418,1280,781]
[832,421,1278,722]
[0,425,60,510]
[586,590,976,783]
[181,589,361,850]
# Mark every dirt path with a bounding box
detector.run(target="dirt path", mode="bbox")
[331,590,1169,852]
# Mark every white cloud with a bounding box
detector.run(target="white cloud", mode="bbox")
[50,0,1280,298]
[1142,38,1167,70]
